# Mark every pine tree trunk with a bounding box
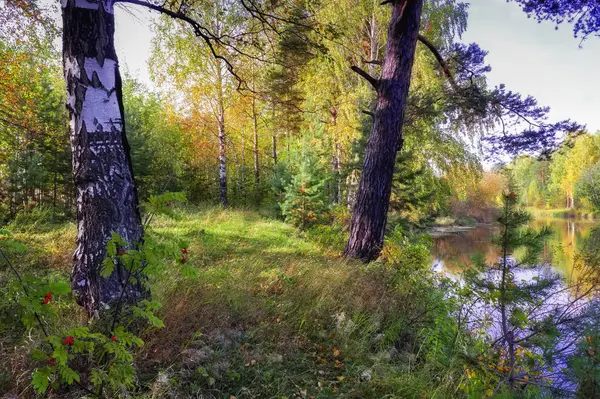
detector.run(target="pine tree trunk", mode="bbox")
[344,0,423,262]
[216,60,228,207]
[62,0,144,316]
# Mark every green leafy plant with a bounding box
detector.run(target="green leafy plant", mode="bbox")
[2,192,192,397]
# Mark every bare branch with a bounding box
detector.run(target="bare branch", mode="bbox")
[361,57,382,66]
[417,34,459,90]
[351,65,380,90]
[117,0,247,90]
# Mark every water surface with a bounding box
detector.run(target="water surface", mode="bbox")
[432,218,600,282]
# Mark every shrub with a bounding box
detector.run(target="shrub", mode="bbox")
[280,155,329,230]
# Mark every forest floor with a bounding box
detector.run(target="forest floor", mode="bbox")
[1,206,465,398]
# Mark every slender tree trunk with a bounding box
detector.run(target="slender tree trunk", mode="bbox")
[62,0,144,316]
[330,107,341,204]
[345,0,424,262]
[53,153,58,213]
[334,142,342,204]
[252,97,260,196]
[272,134,278,165]
[216,60,228,207]
[500,199,516,390]
[241,131,246,196]
[230,137,242,197]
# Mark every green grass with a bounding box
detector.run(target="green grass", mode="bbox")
[1,206,468,398]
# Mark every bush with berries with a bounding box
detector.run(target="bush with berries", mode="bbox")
[2,192,194,396]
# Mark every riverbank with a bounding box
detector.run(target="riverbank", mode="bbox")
[429,224,477,238]
[526,207,600,220]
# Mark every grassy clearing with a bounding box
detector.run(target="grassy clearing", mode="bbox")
[1,206,467,398]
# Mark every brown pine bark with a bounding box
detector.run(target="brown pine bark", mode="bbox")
[62,0,144,316]
[344,0,424,262]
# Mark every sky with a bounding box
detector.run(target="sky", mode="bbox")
[112,0,600,133]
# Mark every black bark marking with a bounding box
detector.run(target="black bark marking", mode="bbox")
[63,0,144,316]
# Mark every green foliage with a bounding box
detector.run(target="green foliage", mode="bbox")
[457,192,584,396]
[570,330,600,398]
[2,192,197,396]
[390,151,441,226]
[576,161,600,211]
[508,133,600,210]
[123,77,186,200]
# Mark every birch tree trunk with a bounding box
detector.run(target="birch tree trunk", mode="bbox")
[216,59,228,207]
[344,0,423,262]
[62,0,144,316]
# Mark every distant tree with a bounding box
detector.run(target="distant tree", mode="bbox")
[122,77,185,199]
[548,134,600,209]
[576,162,600,211]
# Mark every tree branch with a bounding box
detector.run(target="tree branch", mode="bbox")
[361,57,382,66]
[116,0,247,90]
[417,34,459,90]
[351,65,380,90]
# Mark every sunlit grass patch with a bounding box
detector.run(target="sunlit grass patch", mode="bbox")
[2,206,468,398]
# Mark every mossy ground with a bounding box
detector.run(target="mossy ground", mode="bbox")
[1,206,466,398]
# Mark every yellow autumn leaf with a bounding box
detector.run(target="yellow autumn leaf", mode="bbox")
[332,347,341,358]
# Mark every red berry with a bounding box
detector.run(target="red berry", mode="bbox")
[181,257,188,264]
[118,249,127,255]
[62,336,74,346]
[111,336,117,342]
[182,248,188,254]
[42,292,52,304]
[46,357,56,367]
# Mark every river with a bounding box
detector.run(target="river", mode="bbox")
[432,218,600,283]
[431,217,600,394]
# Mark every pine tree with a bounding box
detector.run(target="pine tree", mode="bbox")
[280,154,329,230]
[465,191,557,394]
